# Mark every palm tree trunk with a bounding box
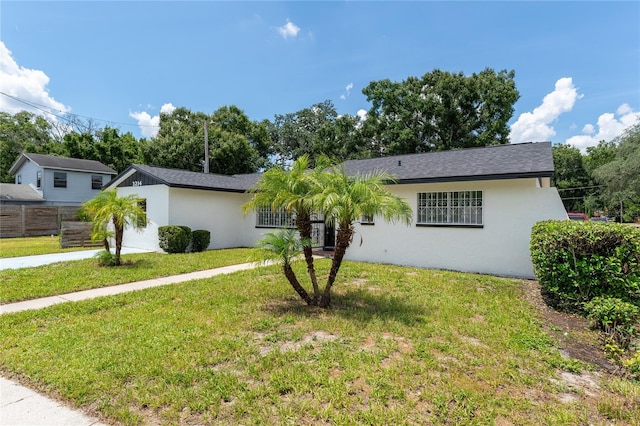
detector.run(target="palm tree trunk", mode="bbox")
[318,225,353,308]
[114,216,123,266]
[283,264,313,305]
[297,212,320,302]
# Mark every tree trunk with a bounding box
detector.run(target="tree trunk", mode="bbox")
[318,225,353,308]
[283,264,312,305]
[297,212,320,302]
[114,216,123,266]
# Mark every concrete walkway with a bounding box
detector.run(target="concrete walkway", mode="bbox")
[0,254,268,425]
[0,247,151,270]
[1,377,106,426]
[1,261,262,314]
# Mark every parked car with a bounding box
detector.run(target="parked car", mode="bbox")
[590,216,608,222]
[567,212,588,221]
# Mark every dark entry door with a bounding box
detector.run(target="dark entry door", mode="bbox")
[324,222,335,250]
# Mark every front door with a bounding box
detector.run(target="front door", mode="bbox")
[324,222,335,250]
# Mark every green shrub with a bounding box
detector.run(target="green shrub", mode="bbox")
[530,221,640,312]
[625,350,640,378]
[95,249,118,267]
[179,226,192,251]
[191,230,211,252]
[158,225,191,254]
[584,297,640,348]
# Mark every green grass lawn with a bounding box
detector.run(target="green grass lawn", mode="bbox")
[1,260,638,425]
[0,248,254,304]
[0,236,97,258]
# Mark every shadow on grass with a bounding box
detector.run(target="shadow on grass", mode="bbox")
[263,287,427,326]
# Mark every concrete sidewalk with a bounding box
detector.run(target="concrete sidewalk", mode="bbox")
[0,247,151,270]
[1,377,106,426]
[0,261,262,315]
[0,258,267,424]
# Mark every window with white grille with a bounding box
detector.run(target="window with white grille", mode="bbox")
[256,206,296,228]
[417,191,483,226]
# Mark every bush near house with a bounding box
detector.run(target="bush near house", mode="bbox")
[158,225,191,254]
[191,230,211,252]
[530,220,640,313]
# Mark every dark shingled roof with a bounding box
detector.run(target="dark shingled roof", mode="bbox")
[0,183,45,202]
[109,142,554,192]
[341,142,554,183]
[126,165,262,192]
[9,153,116,175]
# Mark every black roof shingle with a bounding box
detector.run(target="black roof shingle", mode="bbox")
[9,153,116,175]
[109,142,554,192]
[341,142,554,183]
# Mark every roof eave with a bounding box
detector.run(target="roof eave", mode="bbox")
[393,171,554,185]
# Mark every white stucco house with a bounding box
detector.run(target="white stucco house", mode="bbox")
[106,142,567,278]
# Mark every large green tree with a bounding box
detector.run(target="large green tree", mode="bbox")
[271,100,364,166]
[0,111,54,182]
[361,68,519,155]
[593,123,640,221]
[143,106,266,174]
[552,144,592,213]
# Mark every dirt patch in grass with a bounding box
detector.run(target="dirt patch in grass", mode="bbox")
[519,280,617,373]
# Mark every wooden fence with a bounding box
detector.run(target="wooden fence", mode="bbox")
[60,221,100,248]
[0,205,82,238]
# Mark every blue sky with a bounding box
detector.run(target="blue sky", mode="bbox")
[1,1,639,152]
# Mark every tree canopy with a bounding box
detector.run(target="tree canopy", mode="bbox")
[361,68,519,155]
[593,123,640,220]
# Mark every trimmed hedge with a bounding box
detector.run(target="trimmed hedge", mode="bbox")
[530,220,640,312]
[158,225,191,254]
[191,230,211,252]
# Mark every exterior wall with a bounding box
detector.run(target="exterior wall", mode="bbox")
[14,161,43,196]
[117,186,266,252]
[118,185,170,251]
[344,178,568,278]
[116,177,567,278]
[167,188,258,249]
[14,161,112,206]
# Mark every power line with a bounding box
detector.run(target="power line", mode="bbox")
[557,185,603,192]
[0,91,160,129]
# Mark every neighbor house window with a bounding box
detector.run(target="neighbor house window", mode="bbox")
[91,175,103,190]
[17,174,21,184]
[53,172,67,188]
[36,171,42,188]
[417,191,483,226]
[256,206,295,228]
[360,214,375,225]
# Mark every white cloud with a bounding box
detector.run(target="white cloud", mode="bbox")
[129,102,175,138]
[340,82,354,100]
[0,41,70,119]
[277,20,300,39]
[509,77,581,143]
[565,104,640,152]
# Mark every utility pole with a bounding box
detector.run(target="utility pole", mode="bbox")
[204,121,210,174]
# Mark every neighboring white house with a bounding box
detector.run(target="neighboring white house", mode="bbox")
[8,153,117,206]
[106,142,567,278]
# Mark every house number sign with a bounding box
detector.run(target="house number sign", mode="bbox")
[132,180,143,187]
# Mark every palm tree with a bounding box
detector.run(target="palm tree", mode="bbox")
[82,190,147,266]
[243,155,325,303]
[315,166,412,307]
[254,229,313,305]
[246,157,412,308]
